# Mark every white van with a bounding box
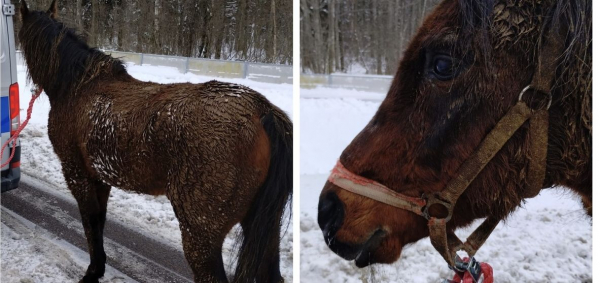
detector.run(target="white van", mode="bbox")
[1,0,21,192]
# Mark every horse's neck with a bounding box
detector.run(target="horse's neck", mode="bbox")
[546,85,592,193]
[36,47,102,102]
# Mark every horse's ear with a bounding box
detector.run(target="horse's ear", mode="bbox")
[47,0,58,19]
[20,0,29,18]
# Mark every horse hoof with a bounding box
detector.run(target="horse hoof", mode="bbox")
[79,275,100,283]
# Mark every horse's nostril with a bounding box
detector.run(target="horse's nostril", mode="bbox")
[317,192,345,237]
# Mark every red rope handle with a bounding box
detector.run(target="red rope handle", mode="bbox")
[0,87,42,169]
[449,258,494,283]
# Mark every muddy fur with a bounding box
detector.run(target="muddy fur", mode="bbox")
[318,0,590,266]
[19,1,292,282]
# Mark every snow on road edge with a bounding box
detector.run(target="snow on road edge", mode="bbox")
[2,208,134,283]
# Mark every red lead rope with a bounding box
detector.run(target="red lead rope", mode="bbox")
[0,87,42,169]
[445,257,494,283]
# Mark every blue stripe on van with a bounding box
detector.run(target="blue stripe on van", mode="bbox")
[1,96,10,133]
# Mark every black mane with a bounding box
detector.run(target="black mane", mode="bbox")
[19,10,126,98]
[457,0,590,127]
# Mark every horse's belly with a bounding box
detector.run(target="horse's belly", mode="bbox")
[89,151,167,195]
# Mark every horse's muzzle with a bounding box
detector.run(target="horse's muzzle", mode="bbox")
[318,189,345,241]
[318,183,386,267]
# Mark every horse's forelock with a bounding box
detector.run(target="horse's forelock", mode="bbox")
[458,0,494,35]
[454,0,494,67]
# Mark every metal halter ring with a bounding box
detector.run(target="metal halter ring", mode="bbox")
[422,194,453,221]
[518,85,552,110]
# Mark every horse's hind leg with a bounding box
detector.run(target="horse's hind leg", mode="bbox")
[64,165,111,283]
[168,189,229,282]
[178,221,228,282]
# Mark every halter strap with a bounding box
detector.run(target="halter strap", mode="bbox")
[328,161,426,216]
[426,16,563,266]
[427,100,533,261]
[328,12,564,268]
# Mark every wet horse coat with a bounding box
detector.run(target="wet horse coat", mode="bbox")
[318,0,591,270]
[19,1,291,282]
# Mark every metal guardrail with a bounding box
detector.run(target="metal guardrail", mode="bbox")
[300,73,393,93]
[16,51,292,84]
[16,50,392,91]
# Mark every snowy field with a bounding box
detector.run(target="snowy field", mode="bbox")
[299,88,592,282]
[2,63,293,283]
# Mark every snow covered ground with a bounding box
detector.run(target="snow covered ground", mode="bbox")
[2,208,134,283]
[299,88,592,282]
[4,63,293,282]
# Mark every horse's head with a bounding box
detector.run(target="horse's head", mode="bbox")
[19,0,59,30]
[19,0,62,57]
[18,0,71,89]
[18,0,120,97]
[318,0,590,267]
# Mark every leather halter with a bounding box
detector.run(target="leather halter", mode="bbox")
[328,16,564,268]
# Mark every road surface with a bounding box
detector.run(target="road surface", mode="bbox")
[1,174,194,283]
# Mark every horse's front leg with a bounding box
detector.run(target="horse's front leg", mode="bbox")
[64,166,112,283]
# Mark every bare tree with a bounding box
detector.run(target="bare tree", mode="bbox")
[301,0,440,74]
[17,0,292,64]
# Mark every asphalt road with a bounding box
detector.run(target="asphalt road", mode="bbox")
[1,175,194,283]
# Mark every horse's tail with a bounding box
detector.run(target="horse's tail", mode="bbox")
[233,105,292,282]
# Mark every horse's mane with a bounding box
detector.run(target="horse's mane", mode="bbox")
[19,12,126,96]
[552,0,592,134]
[457,0,591,131]
[453,0,591,215]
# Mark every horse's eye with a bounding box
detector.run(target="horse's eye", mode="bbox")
[431,55,457,81]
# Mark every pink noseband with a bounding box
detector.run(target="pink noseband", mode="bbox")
[328,160,426,217]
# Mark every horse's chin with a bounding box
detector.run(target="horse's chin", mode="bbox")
[354,251,399,268]
[350,229,382,267]
[335,229,402,268]
[354,231,404,268]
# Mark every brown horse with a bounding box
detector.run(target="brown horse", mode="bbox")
[18,1,292,282]
[318,0,590,271]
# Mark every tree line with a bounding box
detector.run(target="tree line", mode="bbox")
[17,0,293,64]
[301,0,440,74]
